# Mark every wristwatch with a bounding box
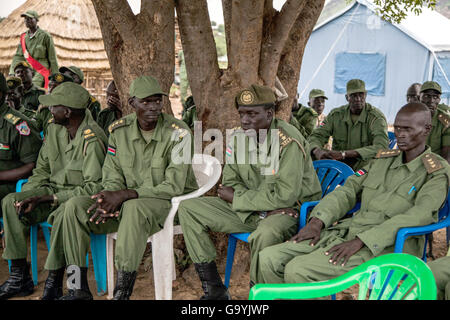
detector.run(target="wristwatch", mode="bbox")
[341,151,346,159]
[51,194,58,208]
[258,211,268,219]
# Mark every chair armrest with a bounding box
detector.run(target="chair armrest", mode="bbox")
[15,179,29,192]
[299,201,319,229]
[394,216,450,253]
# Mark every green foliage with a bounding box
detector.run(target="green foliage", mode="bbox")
[372,0,437,23]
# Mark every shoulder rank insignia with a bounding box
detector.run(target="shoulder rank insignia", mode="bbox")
[48,117,54,124]
[422,153,444,174]
[278,129,306,158]
[83,127,96,140]
[171,123,189,139]
[90,96,97,103]
[15,121,31,136]
[438,112,450,129]
[4,113,21,125]
[108,119,126,133]
[375,149,401,158]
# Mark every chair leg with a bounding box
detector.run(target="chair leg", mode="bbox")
[106,234,115,300]
[30,224,39,286]
[152,229,174,300]
[224,236,238,288]
[90,234,107,296]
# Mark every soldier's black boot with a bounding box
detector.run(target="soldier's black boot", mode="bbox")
[194,262,231,300]
[59,266,93,300]
[41,267,65,300]
[112,270,137,300]
[0,259,34,300]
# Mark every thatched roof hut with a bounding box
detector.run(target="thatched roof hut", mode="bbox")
[0,0,112,105]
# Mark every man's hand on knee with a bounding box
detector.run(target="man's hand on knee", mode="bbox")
[289,217,324,246]
[15,195,53,218]
[325,237,364,267]
[88,190,138,224]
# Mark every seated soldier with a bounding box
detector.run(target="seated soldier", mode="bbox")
[420,81,450,163]
[59,66,101,121]
[178,84,322,300]
[181,95,197,130]
[49,75,198,300]
[428,248,450,300]
[13,61,45,111]
[308,79,389,171]
[5,76,36,119]
[0,82,107,300]
[33,72,74,135]
[0,73,42,217]
[97,80,123,136]
[257,102,449,285]
[290,92,318,138]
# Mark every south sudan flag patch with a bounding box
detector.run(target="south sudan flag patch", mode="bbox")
[107,146,116,156]
[355,169,367,177]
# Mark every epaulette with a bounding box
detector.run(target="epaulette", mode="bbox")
[278,128,306,157]
[422,153,444,174]
[48,117,54,124]
[37,104,48,112]
[375,149,401,158]
[90,96,97,104]
[4,113,22,125]
[171,123,189,139]
[438,112,450,130]
[83,127,97,141]
[186,105,196,112]
[108,118,127,133]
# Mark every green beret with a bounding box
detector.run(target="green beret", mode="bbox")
[129,75,167,99]
[346,79,366,95]
[59,66,84,83]
[235,84,276,108]
[49,72,74,84]
[38,82,90,109]
[6,76,22,90]
[21,10,39,21]
[420,81,442,94]
[13,61,32,71]
[309,89,328,100]
[0,73,7,94]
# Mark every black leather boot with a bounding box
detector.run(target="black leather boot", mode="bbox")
[194,262,231,300]
[0,260,34,300]
[112,270,137,300]
[41,267,65,300]
[59,266,93,300]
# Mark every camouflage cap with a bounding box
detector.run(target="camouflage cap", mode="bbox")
[38,82,90,109]
[420,81,442,94]
[6,76,22,90]
[59,66,84,83]
[129,75,168,99]
[346,79,366,95]
[49,72,74,84]
[13,61,32,71]
[235,84,276,108]
[309,89,328,100]
[0,73,7,94]
[21,10,39,21]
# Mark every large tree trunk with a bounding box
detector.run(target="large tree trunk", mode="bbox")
[91,0,175,115]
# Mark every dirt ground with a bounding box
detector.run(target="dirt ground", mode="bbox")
[0,228,447,301]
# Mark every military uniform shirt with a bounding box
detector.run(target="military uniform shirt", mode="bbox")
[427,104,450,154]
[97,107,120,136]
[23,110,107,203]
[87,96,101,121]
[22,84,45,111]
[182,105,197,129]
[308,103,389,170]
[310,147,450,257]
[103,112,198,199]
[291,104,318,138]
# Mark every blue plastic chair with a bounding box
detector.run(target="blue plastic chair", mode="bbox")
[388,131,397,149]
[224,160,355,288]
[9,179,107,295]
[394,188,450,262]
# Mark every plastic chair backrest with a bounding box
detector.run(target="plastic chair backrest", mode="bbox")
[249,253,436,300]
[313,160,354,197]
[388,131,397,149]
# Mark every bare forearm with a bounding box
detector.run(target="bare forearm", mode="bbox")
[0,162,35,183]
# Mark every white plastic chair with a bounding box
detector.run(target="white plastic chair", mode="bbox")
[106,154,222,299]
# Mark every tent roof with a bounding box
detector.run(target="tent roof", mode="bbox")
[314,0,450,52]
[0,0,110,71]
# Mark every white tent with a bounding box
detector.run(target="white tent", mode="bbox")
[298,0,450,123]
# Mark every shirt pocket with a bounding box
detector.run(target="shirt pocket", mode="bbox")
[65,159,84,186]
[385,184,416,217]
[151,158,167,185]
[33,44,46,59]
[360,178,384,212]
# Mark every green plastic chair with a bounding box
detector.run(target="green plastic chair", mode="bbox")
[249,253,437,300]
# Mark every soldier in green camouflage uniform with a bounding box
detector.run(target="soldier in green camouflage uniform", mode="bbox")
[53,76,197,300]
[0,73,42,217]
[97,81,123,136]
[59,66,101,121]
[0,82,107,300]
[258,102,450,285]
[308,79,389,171]
[290,91,319,138]
[5,76,36,119]
[181,95,197,130]
[420,81,450,163]
[13,61,45,111]
[178,84,322,300]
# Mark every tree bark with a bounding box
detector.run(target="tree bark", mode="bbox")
[91,0,175,115]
